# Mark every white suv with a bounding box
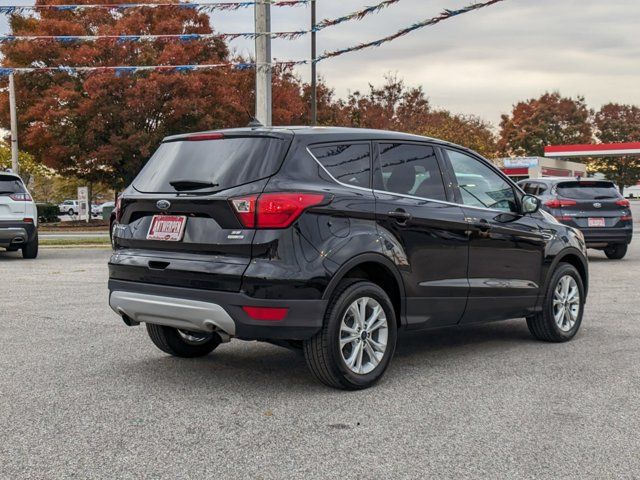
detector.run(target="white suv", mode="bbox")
[0,171,38,258]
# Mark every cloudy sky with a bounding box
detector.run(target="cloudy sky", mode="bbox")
[1,0,639,126]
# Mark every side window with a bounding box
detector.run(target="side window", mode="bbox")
[376,143,446,200]
[522,183,537,195]
[446,149,518,212]
[310,143,371,188]
[537,184,548,195]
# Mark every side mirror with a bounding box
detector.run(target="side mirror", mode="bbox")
[521,194,541,214]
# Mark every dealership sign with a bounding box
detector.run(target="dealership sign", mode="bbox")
[502,157,539,168]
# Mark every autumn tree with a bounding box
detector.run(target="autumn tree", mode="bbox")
[341,74,432,132]
[0,0,317,190]
[420,111,496,158]
[498,92,593,157]
[588,103,640,192]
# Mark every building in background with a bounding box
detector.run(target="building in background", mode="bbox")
[495,157,587,182]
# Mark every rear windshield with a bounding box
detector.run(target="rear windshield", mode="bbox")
[0,175,26,194]
[556,181,619,200]
[133,137,288,193]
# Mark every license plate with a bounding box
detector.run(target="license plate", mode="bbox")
[588,217,605,227]
[147,215,187,241]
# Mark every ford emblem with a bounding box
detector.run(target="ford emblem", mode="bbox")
[593,202,602,208]
[156,199,171,211]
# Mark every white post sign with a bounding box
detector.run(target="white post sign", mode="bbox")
[78,186,89,223]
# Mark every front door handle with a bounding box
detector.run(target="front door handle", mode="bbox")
[388,210,412,223]
[470,218,491,231]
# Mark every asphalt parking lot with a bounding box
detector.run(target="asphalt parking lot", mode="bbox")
[1,211,640,479]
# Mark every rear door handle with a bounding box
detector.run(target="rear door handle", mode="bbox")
[388,210,412,223]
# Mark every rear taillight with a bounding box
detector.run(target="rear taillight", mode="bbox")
[554,215,572,222]
[231,195,258,228]
[616,199,630,207]
[114,196,122,222]
[231,192,326,229]
[9,193,31,201]
[545,199,577,208]
[621,215,633,222]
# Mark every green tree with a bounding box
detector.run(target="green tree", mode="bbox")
[589,103,640,192]
[0,143,53,188]
[498,92,593,157]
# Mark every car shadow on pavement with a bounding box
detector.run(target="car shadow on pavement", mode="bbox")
[120,319,534,393]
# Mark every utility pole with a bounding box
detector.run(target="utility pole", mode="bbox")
[310,0,317,126]
[255,0,272,126]
[8,73,19,175]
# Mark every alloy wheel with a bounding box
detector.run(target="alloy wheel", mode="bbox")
[339,297,388,375]
[553,275,580,332]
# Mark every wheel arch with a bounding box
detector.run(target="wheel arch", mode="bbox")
[549,248,589,297]
[323,253,406,329]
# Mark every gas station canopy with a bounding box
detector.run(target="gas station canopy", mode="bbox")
[545,142,640,158]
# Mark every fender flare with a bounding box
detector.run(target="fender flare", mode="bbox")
[322,252,407,324]
[544,247,589,297]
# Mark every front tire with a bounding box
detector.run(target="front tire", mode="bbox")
[604,244,627,260]
[22,233,38,259]
[527,263,584,342]
[303,280,397,390]
[146,324,221,358]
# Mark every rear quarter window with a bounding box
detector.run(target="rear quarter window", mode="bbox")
[556,181,619,200]
[0,175,26,194]
[309,143,371,188]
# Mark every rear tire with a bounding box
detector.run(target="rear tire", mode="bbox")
[146,324,221,358]
[527,263,584,342]
[604,244,627,260]
[303,280,397,390]
[22,233,38,259]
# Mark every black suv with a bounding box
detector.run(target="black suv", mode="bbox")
[518,177,632,259]
[109,127,588,389]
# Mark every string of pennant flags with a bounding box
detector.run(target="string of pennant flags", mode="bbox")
[0,1,308,15]
[0,0,506,76]
[0,0,399,44]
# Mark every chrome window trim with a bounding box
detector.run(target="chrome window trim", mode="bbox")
[306,146,517,215]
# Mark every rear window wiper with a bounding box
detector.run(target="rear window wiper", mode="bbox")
[169,180,219,191]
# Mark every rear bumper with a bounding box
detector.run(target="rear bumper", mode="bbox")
[579,227,633,247]
[108,279,326,341]
[0,221,36,248]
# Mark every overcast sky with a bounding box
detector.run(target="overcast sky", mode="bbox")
[1,0,639,126]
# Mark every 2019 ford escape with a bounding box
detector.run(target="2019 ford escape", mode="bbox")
[108,127,588,389]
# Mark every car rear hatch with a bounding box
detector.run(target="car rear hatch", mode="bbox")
[110,131,293,292]
[554,180,631,228]
[0,174,27,221]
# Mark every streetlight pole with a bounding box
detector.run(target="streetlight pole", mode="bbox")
[8,73,19,175]
[255,0,272,126]
[310,0,317,126]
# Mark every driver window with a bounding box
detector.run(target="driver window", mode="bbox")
[446,149,518,212]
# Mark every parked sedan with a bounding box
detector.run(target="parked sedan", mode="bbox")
[519,177,632,259]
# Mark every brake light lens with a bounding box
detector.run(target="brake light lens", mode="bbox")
[616,199,630,207]
[231,192,326,229]
[242,306,288,321]
[545,199,577,209]
[621,215,633,222]
[9,193,31,201]
[186,133,224,141]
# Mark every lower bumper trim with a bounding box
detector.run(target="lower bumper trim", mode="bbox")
[109,291,236,335]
